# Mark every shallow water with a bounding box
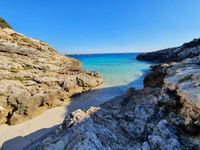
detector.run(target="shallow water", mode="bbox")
[70,53,152,88]
[68,53,153,104]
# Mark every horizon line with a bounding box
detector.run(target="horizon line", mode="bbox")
[64,50,157,55]
[65,51,145,55]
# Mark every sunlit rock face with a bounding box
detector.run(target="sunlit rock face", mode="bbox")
[137,38,200,129]
[0,19,103,125]
[27,38,200,150]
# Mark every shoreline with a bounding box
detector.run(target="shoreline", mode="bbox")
[25,38,200,150]
[0,83,130,150]
[0,64,149,150]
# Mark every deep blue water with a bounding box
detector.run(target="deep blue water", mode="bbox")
[69,53,152,89]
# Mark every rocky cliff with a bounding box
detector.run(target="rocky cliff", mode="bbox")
[0,19,103,125]
[26,38,200,150]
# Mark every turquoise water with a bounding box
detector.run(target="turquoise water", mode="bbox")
[69,53,152,89]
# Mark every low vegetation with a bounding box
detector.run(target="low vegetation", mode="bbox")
[0,17,12,29]
[178,74,193,83]
[12,33,32,45]
[0,93,6,97]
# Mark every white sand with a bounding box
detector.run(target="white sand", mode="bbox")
[0,84,127,150]
[0,103,67,150]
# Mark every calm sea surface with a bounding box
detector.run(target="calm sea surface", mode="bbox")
[65,53,153,109]
[69,53,152,89]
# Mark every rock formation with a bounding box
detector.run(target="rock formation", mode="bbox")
[26,38,200,150]
[137,38,200,63]
[138,39,200,130]
[26,88,200,150]
[0,17,12,29]
[0,19,103,125]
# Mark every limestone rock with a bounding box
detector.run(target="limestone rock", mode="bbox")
[137,38,200,128]
[26,37,200,150]
[3,20,200,149]
[0,20,103,125]
[27,88,198,150]
[164,63,200,108]
[143,64,168,88]
[136,38,200,63]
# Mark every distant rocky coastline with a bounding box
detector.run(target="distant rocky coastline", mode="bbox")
[27,38,200,150]
[0,18,103,125]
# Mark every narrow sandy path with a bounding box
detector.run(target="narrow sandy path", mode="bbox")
[0,85,127,150]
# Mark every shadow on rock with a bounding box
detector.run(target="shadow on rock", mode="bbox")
[1,70,149,150]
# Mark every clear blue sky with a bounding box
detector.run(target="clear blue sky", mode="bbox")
[1,0,200,54]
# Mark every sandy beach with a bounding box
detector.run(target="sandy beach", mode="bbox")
[0,84,127,150]
[0,51,147,150]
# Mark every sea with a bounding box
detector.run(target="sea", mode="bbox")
[69,53,152,88]
[67,53,153,108]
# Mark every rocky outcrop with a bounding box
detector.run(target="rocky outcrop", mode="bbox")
[0,17,12,29]
[137,38,200,118]
[143,64,168,88]
[163,57,200,130]
[136,38,200,63]
[138,38,200,133]
[164,58,200,108]
[26,38,200,150]
[26,88,200,150]
[0,20,103,125]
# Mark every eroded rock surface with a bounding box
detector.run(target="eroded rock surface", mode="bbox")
[26,88,200,150]
[0,20,103,125]
[137,38,200,129]
[136,38,200,63]
[26,38,200,150]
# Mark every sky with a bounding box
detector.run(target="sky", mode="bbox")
[1,0,200,54]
